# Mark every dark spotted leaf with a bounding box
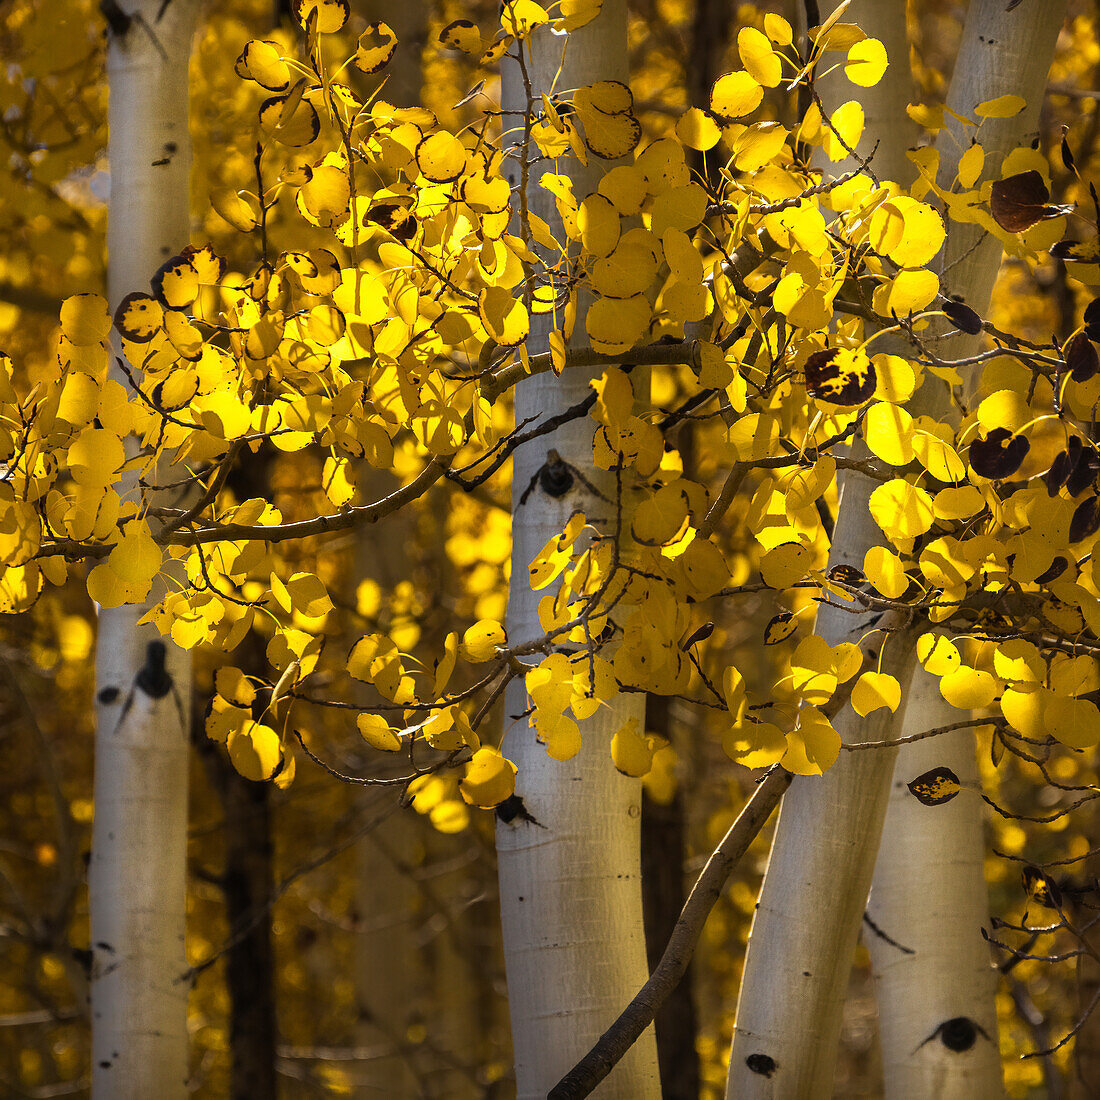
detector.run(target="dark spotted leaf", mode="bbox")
[1034,556,1068,584]
[763,611,798,646]
[990,731,1005,767]
[366,202,417,242]
[1061,128,1076,173]
[990,170,1071,233]
[1050,238,1100,264]
[969,428,1029,479]
[907,766,961,806]
[828,564,865,587]
[804,347,876,406]
[259,91,321,148]
[291,0,349,34]
[942,298,983,335]
[1022,865,1062,909]
[438,19,482,54]
[681,621,715,650]
[355,22,397,74]
[1065,331,1099,382]
[1067,443,1100,497]
[1086,298,1100,342]
[1046,448,1072,497]
[114,292,163,342]
[1069,495,1100,543]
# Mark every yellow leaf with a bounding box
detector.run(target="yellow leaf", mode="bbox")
[357,713,403,751]
[738,27,782,88]
[479,286,529,346]
[299,165,350,228]
[869,479,935,540]
[710,71,763,119]
[61,293,111,346]
[461,619,506,662]
[886,269,939,315]
[760,541,812,589]
[529,512,586,590]
[957,143,985,188]
[235,39,291,90]
[782,708,840,775]
[611,718,653,776]
[228,721,283,781]
[851,671,901,716]
[864,401,914,465]
[415,131,468,183]
[844,37,887,87]
[355,21,397,74]
[917,632,962,676]
[822,100,864,161]
[864,546,908,599]
[501,0,549,36]
[586,293,651,354]
[460,747,518,807]
[676,108,722,151]
[723,720,787,769]
[869,197,945,267]
[68,428,124,486]
[1045,694,1100,749]
[975,94,1026,119]
[215,666,257,707]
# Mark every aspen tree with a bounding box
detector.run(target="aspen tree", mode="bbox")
[729,3,1068,1096]
[89,3,199,1096]
[496,1,660,1094]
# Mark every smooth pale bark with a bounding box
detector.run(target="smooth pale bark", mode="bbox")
[495,4,659,1095]
[727,6,920,1095]
[868,668,1002,1097]
[90,3,198,1097]
[729,2,1065,1095]
[868,5,1067,1094]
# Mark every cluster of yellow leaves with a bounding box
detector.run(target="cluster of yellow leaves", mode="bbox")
[3,0,1099,806]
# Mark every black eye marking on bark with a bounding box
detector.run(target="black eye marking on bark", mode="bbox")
[745,1053,777,1077]
[915,1016,991,1054]
[519,450,608,506]
[495,794,547,828]
[112,640,185,734]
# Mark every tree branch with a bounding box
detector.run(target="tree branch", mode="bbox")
[548,765,793,1099]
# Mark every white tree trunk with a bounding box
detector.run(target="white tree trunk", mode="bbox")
[90,3,198,1097]
[729,2,1065,1095]
[868,5,1066,1094]
[496,4,660,1095]
[727,5,919,1094]
[868,668,1002,1098]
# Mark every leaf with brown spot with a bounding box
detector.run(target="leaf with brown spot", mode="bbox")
[114,292,163,343]
[804,347,876,406]
[1022,865,1062,909]
[763,611,797,646]
[1069,495,1100,543]
[942,298,982,335]
[1064,332,1098,382]
[969,428,1029,479]
[990,171,1071,233]
[907,766,961,806]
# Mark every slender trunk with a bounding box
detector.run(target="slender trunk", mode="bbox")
[642,699,698,1100]
[868,5,1067,1093]
[89,3,198,1097]
[868,669,1002,1097]
[729,2,1066,1095]
[496,4,660,1095]
[194,627,278,1100]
